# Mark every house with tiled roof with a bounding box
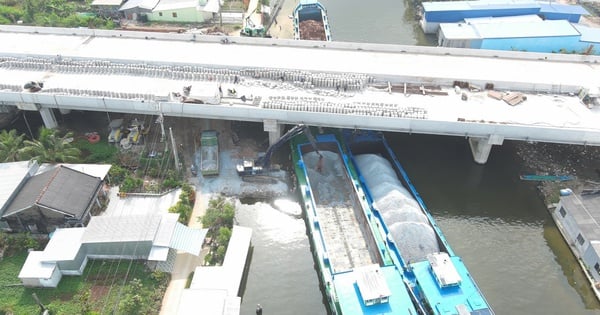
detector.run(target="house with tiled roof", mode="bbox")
[0,163,108,233]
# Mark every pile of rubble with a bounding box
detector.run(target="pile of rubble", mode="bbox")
[299,20,326,41]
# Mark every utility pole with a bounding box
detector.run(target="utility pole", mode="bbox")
[169,127,181,172]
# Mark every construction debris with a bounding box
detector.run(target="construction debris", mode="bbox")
[487,90,504,100]
[502,92,527,106]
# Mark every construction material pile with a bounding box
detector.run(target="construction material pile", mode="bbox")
[299,20,326,41]
[354,154,440,263]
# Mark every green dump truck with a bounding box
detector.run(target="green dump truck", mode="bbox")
[200,130,219,176]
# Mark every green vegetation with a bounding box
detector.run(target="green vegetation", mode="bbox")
[0,127,184,194]
[20,127,81,163]
[168,183,195,224]
[200,196,235,265]
[0,129,24,162]
[0,232,42,256]
[74,138,118,164]
[0,0,115,29]
[0,127,82,163]
[0,248,170,315]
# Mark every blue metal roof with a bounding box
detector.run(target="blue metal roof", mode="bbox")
[423,0,540,12]
[440,19,579,39]
[475,19,579,38]
[538,2,588,15]
[334,266,418,315]
[411,256,492,315]
[572,23,600,43]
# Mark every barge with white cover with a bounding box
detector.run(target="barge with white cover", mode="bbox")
[342,129,494,315]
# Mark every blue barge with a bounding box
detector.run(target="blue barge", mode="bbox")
[291,132,422,315]
[342,129,494,315]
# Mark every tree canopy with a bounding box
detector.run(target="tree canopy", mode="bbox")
[0,129,25,162]
[19,127,81,163]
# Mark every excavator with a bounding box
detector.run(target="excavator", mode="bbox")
[236,124,320,180]
[240,15,268,37]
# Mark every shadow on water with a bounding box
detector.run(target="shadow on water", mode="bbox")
[384,132,600,314]
[544,219,600,309]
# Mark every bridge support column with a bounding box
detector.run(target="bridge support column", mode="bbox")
[39,107,58,129]
[468,135,504,164]
[264,119,283,147]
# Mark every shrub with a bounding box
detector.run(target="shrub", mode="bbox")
[109,165,129,185]
[0,232,41,256]
[120,176,143,193]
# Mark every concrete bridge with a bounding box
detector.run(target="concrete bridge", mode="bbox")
[1,25,599,164]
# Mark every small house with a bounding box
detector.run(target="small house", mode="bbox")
[1,165,104,233]
[19,213,207,287]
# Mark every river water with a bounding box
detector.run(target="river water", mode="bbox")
[238,0,600,314]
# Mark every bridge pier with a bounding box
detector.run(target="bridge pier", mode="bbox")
[39,107,58,129]
[264,120,283,147]
[468,135,504,164]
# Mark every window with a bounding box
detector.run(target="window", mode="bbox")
[172,12,178,18]
[559,207,567,218]
[595,263,600,276]
[577,233,585,246]
[159,12,163,16]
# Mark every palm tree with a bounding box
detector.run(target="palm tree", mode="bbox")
[20,127,81,163]
[0,129,25,162]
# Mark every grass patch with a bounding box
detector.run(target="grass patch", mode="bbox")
[0,251,169,315]
[73,138,118,164]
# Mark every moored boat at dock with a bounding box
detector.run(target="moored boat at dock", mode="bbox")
[342,129,494,315]
[291,130,422,314]
[293,0,332,41]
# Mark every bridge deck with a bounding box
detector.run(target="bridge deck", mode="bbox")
[0,26,599,146]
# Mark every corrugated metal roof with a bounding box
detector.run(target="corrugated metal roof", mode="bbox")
[154,212,178,246]
[154,0,199,11]
[18,251,56,278]
[42,228,85,262]
[560,192,600,241]
[0,161,33,213]
[476,19,579,38]
[148,245,170,261]
[169,222,206,255]
[440,23,481,39]
[82,215,161,243]
[441,19,579,40]
[464,14,542,24]
[539,2,588,15]
[119,0,160,11]
[572,23,600,43]
[91,0,123,5]
[423,0,540,12]
[37,163,111,180]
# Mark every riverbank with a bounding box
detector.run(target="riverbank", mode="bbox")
[515,141,600,205]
